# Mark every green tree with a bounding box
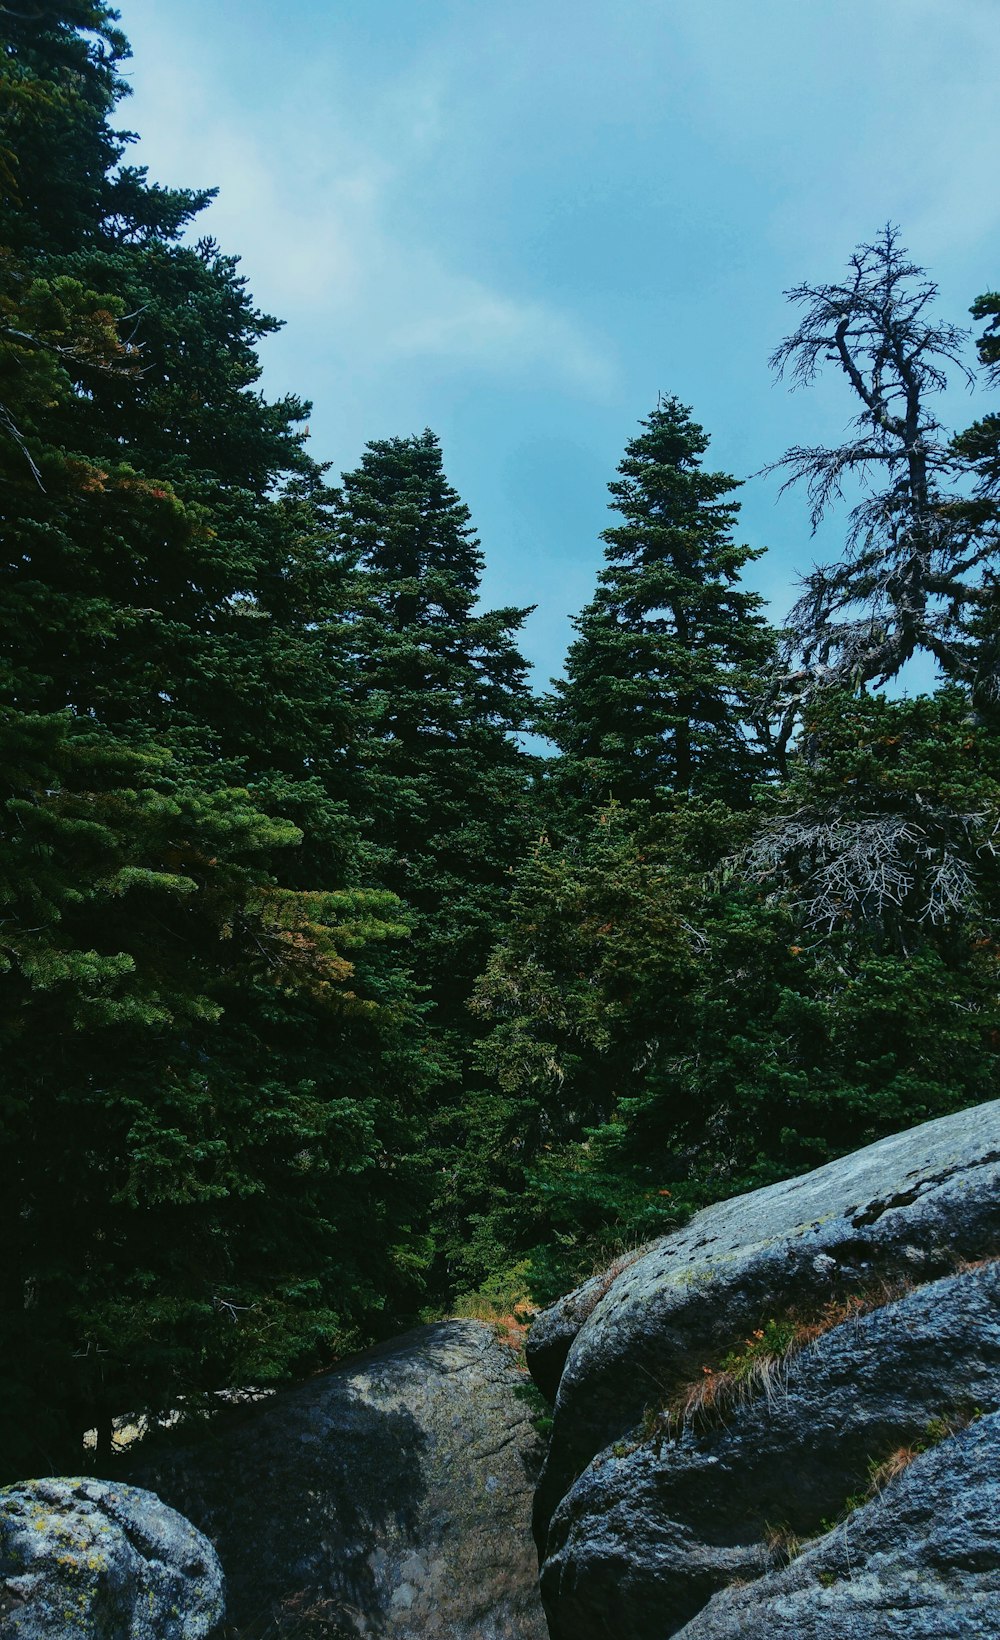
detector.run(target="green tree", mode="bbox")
[951,291,1000,710]
[330,432,540,1302]
[336,430,537,1024]
[0,0,436,1479]
[470,689,1000,1301]
[729,687,1000,1149]
[462,804,704,1296]
[545,397,775,812]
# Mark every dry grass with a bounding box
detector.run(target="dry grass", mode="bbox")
[491,1302,536,1357]
[452,1240,655,1361]
[633,1248,1000,1450]
[451,1292,534,1326]
[863,1407,981,1502]
[647,1279,917,1443]
[451,1260,538,1356]
[864,1444,923,1496]
[763,1520,804,1565]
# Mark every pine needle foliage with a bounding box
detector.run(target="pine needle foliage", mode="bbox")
[0,0,437,1479]
[335,430,537,1019]
[545,397,775,812]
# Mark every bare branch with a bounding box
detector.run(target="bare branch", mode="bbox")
[0,401,44,488]
[762,227,992,718]
[744,806,996,932]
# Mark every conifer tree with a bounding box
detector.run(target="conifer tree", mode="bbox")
[951,291,1000,710]
[471,697,1000,1301]
[335,431,536,1023]
[463,803,700,1294]
[0,1,435,1478]
[545,398,775,811]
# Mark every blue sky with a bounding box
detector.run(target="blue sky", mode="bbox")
[119,0,1000,687]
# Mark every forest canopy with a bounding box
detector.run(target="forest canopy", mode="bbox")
[1,1,999,1480]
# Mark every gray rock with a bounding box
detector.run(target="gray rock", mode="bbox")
[129,1320,547,1639]
[0,1477,224,1639]
[675,1410,1000,1639]
[540,1262,1000,1638]
[526,1271,612,1404]
[526,1248,653,1404]
[533,1097,1000,1542]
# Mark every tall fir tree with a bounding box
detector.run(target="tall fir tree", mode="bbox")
[331,433,539,1299]
[463,802,700,1296]
[0,0,437,1478]
[545,397,775,812]
[951,289,1000,711]
[335,431,536,1025]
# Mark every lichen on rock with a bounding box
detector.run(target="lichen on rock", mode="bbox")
[0,1477,224,1639]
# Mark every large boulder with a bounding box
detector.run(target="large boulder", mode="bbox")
[532,1097,1000,1546]
[525,1247,653,1404]
[0,1477,224,1639]
[675,1409,1000,1639]
[540,1261,1000,1638]
[128,1319,547,1639]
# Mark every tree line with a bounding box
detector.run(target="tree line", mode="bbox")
[2,2,998,1479]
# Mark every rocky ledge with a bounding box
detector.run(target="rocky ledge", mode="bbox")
[7,1101,1000,1639]
[528,1097,1000,1640]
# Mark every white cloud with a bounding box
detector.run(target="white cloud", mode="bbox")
[119,4,617,397]
[385,278,615,392]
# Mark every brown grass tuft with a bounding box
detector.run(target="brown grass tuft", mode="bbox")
[865,1444,922,1496]
[647,1279,917,1444]
[225,1589,361,1638]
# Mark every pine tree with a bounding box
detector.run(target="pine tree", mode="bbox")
[329,433,539,1302]
[471,697,1000,1302]
[545,397,775,812]
[335,430,536,1023]
[0,1,436,1478]
[951,291,1000,711]
[465,803,700,1296]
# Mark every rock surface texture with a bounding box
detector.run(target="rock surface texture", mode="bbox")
[676,1410,1000,1639]
[529,1097,1000,1640]
[129,1319,547,1640]
[0,1477,224,1639]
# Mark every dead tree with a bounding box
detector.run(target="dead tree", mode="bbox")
[763,227,995,755]
[744,804,997,945]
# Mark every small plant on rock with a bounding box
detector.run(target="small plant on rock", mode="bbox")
[452,1261,537,1355]
[763,1520,803,1565]
[864,1405,984,1500]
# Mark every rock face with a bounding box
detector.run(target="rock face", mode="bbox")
[530,1097,1000,1640]
[542,1263,1000,1637]
[676,1410,1000,1640]
[525,1270,618,1404]
[129,1319,547,1639]
[525,1249,651,1404]
[0,1477,224,1639]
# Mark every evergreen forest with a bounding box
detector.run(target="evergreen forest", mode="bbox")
[3,2,1000,1482]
